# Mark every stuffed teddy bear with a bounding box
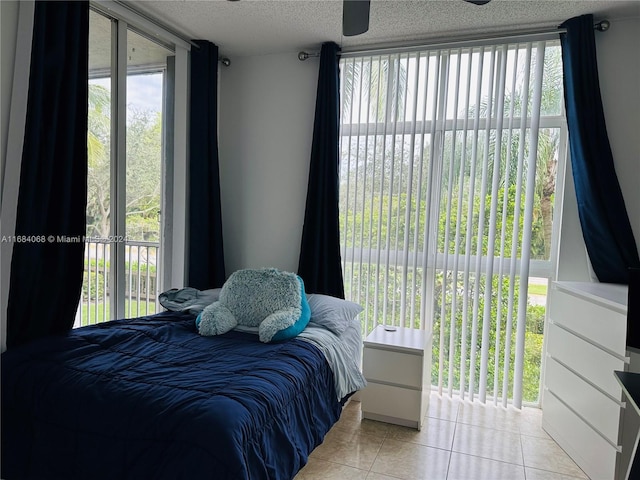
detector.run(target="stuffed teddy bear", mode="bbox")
[195,268,311,343]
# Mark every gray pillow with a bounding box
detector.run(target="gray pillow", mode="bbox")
[307,294,363,335]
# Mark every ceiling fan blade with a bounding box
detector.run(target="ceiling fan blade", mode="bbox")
[343,0,370,37]
[464,0,492,4]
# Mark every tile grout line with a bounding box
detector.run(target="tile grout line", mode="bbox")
[444,410,460,480]
[519,427,528,480]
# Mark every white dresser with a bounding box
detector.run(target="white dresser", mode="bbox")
[543,281,629,480]
[361,325,432,430]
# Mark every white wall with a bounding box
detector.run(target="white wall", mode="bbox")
[597,17,640,259]
[1,1,19,178]
[0,0,19,353]
[218,52,318,275]
[1,0,32,352]
[557,16,640,281]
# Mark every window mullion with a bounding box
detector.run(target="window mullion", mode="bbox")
[109,18,127,321]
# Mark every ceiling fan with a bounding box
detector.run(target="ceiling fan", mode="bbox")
[343,0,492,37]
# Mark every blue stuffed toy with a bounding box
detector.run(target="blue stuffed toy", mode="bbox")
[196,268,311,343]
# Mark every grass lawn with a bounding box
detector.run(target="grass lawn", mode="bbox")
[528,283,548,296]
[79,300,157,326]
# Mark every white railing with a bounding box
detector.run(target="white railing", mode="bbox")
[75,239,160,327]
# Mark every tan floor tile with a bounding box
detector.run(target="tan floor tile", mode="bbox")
[427,393,461,422]
[520,436,587,478]
[524,467,589,480]
[387,416,456,450]
[447,452,526,480]
[518,407,551,439]
[293,457,369,479]
[342,399,363,416]
[310,426,384,470]
[370,438,451,480]
[452,423,523,465]
[336,417,393,438]
[335,407,392,439]
[365,472,404,480]
[457,401,523,433]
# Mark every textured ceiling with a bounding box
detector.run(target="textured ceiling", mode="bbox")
[129,0,640,58]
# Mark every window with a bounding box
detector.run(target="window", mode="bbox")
[78,7,187,326]
[339,37,567,407]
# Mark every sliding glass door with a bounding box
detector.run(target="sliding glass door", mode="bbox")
[339,37,567,407]
[78,8,174,325]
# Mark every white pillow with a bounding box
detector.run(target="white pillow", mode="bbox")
[306,294,363,335]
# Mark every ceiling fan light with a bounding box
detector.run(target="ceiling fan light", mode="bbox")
[343,0,370,37]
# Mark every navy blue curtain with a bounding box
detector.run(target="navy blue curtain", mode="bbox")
[560,14,640,283]
[188,40,226,289]
[297,42,345,298]
[6,1,89,348]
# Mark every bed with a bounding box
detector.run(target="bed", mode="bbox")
[1,294,366,480]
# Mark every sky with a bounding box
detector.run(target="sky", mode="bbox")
[90,73,164,115]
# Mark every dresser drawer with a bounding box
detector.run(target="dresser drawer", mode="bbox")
[549,286,627,356]
[547,322,625,398]
[542,391,618,480]
[545,357,622,445]
[363,346,423,388]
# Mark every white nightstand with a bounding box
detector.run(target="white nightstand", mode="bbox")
[361,325,432,430]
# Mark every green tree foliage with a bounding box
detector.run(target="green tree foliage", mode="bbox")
[87,83,111,238]
[126,109,162,241]
[86,80,162,242]
[342,56,408,122]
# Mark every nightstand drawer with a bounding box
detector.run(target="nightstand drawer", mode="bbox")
[361,382,421,422]
[363,347,423,388]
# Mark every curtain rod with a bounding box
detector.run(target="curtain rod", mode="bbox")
[108,1,199,49]
[298,19,609,60]
[94,2,233,65]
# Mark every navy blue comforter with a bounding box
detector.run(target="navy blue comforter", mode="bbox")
[1,312,342,479]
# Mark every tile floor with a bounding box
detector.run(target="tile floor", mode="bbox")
[294,394,589,480]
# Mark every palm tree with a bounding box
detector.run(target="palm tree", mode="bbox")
[88,83,110,164]
[536,46,563,259]
[87,83,111,238]
[448,45,563,259]
[341,55,408,123]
